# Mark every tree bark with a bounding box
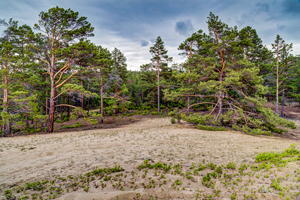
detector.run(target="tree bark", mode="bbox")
[3,76,10,135]
[81,78,84,109]
[187,69,191,113]
[46,77,48,115]
[87,82,90,114]
[275,43,279,114]
[100,75,104,123]
[68,95,71,119]
[157,62,160,112]
[47,54,56,133]
[280,86,285,117]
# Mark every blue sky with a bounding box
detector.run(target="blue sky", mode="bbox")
[0,0,300,70]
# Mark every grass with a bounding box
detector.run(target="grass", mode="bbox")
[2,144,300,199]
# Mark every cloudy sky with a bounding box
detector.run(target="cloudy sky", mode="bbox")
[0,0,299,70]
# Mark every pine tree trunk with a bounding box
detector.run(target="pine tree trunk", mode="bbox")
[87,83,90,114]
[47,55,56,133]
[68,95,71,119]
[40,108,44,127]
[26,115,29,127]
[280,86,285,117]
[3,76,10,135]
[46,77,48,115]
[100,75,103,123]
[217,72,223,123]
[275,44,279,114]
[48,81,55,133]
[187,69,191,113]
[157,64,160,112]
[81,78,84,109]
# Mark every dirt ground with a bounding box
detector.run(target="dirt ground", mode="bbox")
[1,115,300,200]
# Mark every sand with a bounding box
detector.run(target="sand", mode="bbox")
[0,117,299,199]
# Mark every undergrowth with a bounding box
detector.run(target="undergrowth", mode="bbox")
[2,144,300,200]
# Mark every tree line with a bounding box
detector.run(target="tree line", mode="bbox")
[0,7,299,136]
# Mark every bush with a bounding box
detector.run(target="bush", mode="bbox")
[62,122,83,129]
[56,119,62,123]
[24,127,40,134]
[151,111,158,115]
[171,118,176,124]
[142,110,149,115]
[198,124,227,131]
[63,117,69,122]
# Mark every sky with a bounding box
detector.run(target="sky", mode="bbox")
[0,0,300,70]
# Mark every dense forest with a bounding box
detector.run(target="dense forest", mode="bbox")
[0,6,299,136]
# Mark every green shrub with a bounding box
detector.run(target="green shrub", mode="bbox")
[63,117,69,122]
[198,124,227,131]
[171,118,176,124]
[151,111,158,115]
[56,119,62,123]
[142,110,149,115]
[24,127,40,134]
[63,122,83,129]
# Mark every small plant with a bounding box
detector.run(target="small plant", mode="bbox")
[226,162,236,170]
[171,117,176,124]
[62,122,83,129]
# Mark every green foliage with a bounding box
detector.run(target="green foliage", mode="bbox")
[62,122,83,129]
[198,124,227,131]
[137,160,172,172]
[255,144,300,169]
[171,117,176,124]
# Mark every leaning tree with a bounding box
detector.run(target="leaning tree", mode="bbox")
[166,12,295,135]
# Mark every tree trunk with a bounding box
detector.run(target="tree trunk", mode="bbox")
[67,95,71,119]
[26,115,29,127]
[217,72,223,123]
[47,54,56,133]
[87,82,90,114]
[157,64,160,112]
[3,76,10,135]
[275,44,279,114]
[40,108,44,127]
[81,78,84,109]
[280,86,285,117]
[46,77,48,115]
[48,81,55,133]
[100,75,103,123]
[187,69,191,113]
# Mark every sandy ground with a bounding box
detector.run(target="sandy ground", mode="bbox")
[0,117,300,199]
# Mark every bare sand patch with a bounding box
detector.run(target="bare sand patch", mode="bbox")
[0,117,299,199]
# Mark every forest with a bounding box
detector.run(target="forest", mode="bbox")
[0,6,299,136]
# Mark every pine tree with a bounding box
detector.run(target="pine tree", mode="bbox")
[271,35,294,114]
[0,19,36,135]
[178,29,211,112]
[111,48,128,82]
[149,36,172,112]
[166,12,295,135]
[30,6,95,132]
